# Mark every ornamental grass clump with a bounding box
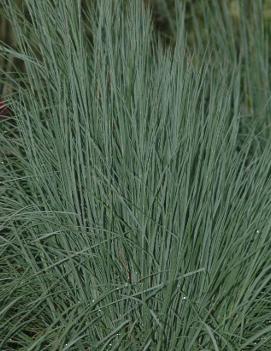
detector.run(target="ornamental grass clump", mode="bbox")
[1,1,271,350]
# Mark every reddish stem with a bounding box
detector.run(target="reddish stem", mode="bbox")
[0,99,11,119]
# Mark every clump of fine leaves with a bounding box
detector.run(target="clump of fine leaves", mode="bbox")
[1,1,271,350]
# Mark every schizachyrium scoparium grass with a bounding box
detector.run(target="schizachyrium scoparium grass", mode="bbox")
[1,1,271,350]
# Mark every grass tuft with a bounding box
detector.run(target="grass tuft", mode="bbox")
[1,1,271,350]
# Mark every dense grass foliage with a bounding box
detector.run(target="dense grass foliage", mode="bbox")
[1,1,271,350]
